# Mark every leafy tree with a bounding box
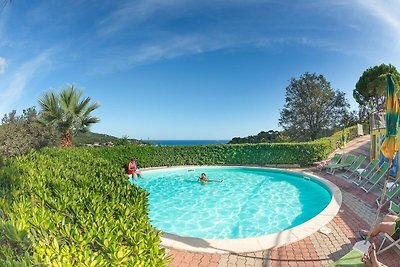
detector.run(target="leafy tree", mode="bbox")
[279,72,351,141]
[38,85,100,147]
[353,64,400,116]
[0,107,58,157]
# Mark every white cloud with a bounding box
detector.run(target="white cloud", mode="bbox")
[355,0,400,36]
[0,57,6,74]
[91,0,400,74]
[0,51,52,116]
[89,33,253,74]
[96,0,274,37]
[97,0,188,36]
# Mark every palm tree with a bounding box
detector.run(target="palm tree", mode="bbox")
[38,85,100,147]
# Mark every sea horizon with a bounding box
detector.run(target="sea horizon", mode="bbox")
[147,140,229,146]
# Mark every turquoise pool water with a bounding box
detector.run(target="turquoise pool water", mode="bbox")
[134,167,332,239]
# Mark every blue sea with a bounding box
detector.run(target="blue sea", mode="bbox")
[148,140,229,146]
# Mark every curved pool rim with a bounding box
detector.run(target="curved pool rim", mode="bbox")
[140,166,342,254]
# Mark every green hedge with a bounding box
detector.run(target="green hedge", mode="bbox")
[318,125,367,152]
[0,149,168,266]
[86,140,331,169]
[88,125,367,170]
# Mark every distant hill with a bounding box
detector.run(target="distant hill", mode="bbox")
[229,130,282,144]
[73,132,144,147]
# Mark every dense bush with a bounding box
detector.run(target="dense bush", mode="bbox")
[0,107,58,157]
[0,149,168,266]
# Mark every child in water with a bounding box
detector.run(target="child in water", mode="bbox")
[197,173,223,184]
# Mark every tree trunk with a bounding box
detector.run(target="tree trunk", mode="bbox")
[60,131,73,147]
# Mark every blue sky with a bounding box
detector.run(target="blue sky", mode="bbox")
[0,0,400,140]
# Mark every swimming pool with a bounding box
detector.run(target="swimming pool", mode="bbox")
[133,167,341,253]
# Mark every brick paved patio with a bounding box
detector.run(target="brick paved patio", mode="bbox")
[165,136,400,267]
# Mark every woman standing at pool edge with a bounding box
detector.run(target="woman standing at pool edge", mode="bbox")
[128,157,143,181]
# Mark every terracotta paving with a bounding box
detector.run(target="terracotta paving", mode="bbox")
[165,135,400,267]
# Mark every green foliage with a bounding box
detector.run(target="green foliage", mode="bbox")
[37,85,100,147]
[89,126,365,169]
[0,149,168,266]
[279,72,353,141]
[229,130,281,144]
[316,125,363,151]
[88,141,330,168]
[354,64,400,117]
[72,132,145,147]
[0,107,58,157]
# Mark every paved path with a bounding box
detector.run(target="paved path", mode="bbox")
[165,135,400,267]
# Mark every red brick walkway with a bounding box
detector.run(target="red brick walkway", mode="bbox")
[166,136,400,266]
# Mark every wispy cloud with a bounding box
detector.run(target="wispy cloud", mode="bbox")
[0,57,6,74]
[89,33,258,74]
[0,50,52,116]
[355,0,400,37]
[96,0,274,37]
[90,0,400,74]
[89,30,345,75]
[97,0,188,37]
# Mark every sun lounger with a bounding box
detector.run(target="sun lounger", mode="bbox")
[342,155,366,179]
[327,240,372,267]
[327,248,365,266]
[377,218,400,255]
[375,182,400,207]
[378,234,400,255]
[352,159,380,186]
[327,154,356,175]
[360,162,390,193]
[315,153,342,172]
[389,200,400,215]
[329,240,390,266]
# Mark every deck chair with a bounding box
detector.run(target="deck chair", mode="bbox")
[328,240,372,267]
[327,248,365,266]
[375,182,400,207]
[329,240,389,267]
[352,159,380,186]
[378,235,400,255]
[389,200,400,215]
[384,202,400,259]
[327,154,356,175]
[360,162,390,193]
[377,212,400,254]
[316,153,342,172]
[342,155,366,179]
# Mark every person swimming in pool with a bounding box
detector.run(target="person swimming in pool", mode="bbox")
[197,173,223,184]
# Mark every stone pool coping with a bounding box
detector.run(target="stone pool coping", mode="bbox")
[140,166,342,254]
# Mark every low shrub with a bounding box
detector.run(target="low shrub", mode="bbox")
[0,149,168,266]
